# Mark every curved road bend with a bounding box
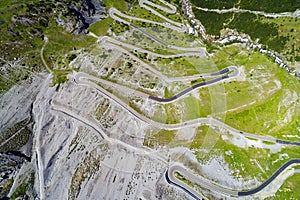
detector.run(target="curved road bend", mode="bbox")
[239,159,300,196]
[168,159,300,199]
[109,8,205,52]
[109,8,184,33]
[167,164,238,198]
[148,72,237,104]
[101,41,235,83]
[102,36,206,58]
[140,0,177,14]
[165,170,204,200]
[148,75,228,103]
[103,42,203,83]
[139,0,185,28]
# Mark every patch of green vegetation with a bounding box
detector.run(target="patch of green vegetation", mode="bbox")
[223,80,261,110]
[239,0,300,13]
[262,141,276,145]
[190,78,204,85]
[0,0,97,93]
[225,141,299,183]
[129,6,165,23]
[95,99,110,120]
[203,39,219,53]
[56,52,78,70]
[125,0,139,5]
[193,10,231,36]
[110,20,130,35]
[191,127,223,164]
[0,0,11,7]
[191,0,238,9]
[155,57,200,76]
[143,129,176,147]
[274,118,300,142]
[0,1,43,93]
[42,22,96,86]
[168,0,181,6]
[174,172,194,187]
[103,0,128,12]
[149,0,168,8]
[0,118,31,153]
[88,17,129,36]
[164,103,180,124]
[193,8,299,60]
[10,172,34,200]
[189,56,217,73]
[51,69,72,90]
[193,10,288,52]
[123,29,184,55]
[183,96,201,120]
[197,87,212,117]
[189,126,210,149]
[225,89,291,135]
[231,13,288,52]
[191,125,300,185]
[152,48,178,55]
[200,45,300,141]
[143,25,198,48]
[128,18,157,30]
[0,127,31,152]
[191,0,300,13]
[261,17,300,62]
[146,0,185,23]
[270,173,300,199]
[0,178,13,198]
[10,182,28,200]
[69,148,102,200]
[245,137,258,141]
[228,58,299,136]
[210,45,237,69]
[43,21,96,70]
[0,0,44,68]
[0,69,30,94]
[88,17,114,36]
[164,87,172,98]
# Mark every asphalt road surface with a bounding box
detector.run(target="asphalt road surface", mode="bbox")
[149,75,230,103]
[238,159,300,196]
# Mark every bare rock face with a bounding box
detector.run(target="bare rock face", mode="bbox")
[0,75,43,198]
[56,0,105,34]
[0,153,27,182]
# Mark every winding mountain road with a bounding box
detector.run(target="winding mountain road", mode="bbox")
[83,0,300,198]
[99,39,233,84]
[109,8,185,33]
